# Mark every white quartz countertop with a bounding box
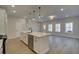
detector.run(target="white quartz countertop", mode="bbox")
[21,32,51,37]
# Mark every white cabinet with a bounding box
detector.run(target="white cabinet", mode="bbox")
[34,36,49,54]
[20,32,50,54]
[20,32,28,45]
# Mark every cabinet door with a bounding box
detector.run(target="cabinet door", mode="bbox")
[25,34,28,44]
[28,35,34,49]
[34,36,49,54]
[20,33,28,45]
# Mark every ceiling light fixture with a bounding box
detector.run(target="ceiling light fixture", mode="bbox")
[11,5,15,7]
[32,10,36,20]
[49,15,55,20]
[60,8,64,11]
[38,6,41,18]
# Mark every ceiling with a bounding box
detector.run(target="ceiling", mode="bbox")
[0,5,79,21]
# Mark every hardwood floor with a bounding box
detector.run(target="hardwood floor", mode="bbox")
[6,36,79,54]
[6,38,34,54]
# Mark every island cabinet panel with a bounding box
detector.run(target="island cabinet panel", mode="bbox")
[20,33,28,45]
[33,36,49,54]
[28,35,34,49]
[20,32,50,54]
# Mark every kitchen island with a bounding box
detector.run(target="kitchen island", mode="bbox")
[20,32,51,54]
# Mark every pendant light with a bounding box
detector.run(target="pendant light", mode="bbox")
[32,10,36,20]
[38,6,41,18]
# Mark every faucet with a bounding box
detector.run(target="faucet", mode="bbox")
[29,27,32,32]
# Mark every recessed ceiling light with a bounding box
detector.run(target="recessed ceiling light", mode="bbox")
[49,15,55,20]
[60,8,64,11]
[13,10,16,13]
[11,5,15,7]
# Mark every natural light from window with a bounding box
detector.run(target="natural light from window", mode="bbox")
[48,24,52,32]
[65,22,73,32]
[43,24,46,30]
[55,24,61,32]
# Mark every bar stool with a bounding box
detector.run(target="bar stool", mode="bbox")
[0,35,7,54]
[0,38,3,54]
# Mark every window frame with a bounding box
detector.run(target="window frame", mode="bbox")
[43,24,46,30]
[55,23,61,32]
[48,24,53,32]
[65,22,73,33]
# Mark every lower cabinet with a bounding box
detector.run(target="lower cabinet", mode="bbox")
[21,33,50,54]
[20,33,28,45]
[33,36,49,54]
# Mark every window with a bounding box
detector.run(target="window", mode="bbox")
[48,24,52,32]
[55,24,61,32]
[65,22,73,32]
[43,24,46,30]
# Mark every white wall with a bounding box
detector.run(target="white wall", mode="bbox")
[0,8,7,34]
[16,18,27,37]
[25,19,41,32]
[8,16,17,39]
[7,16,41,39]
[8,15,79,39]
[41,16,79,38]
[7,16,26,39]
